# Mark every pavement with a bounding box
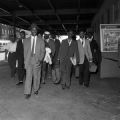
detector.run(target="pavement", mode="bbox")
[0,62,120,120]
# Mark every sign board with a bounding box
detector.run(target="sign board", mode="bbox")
[100,24,120,78]
[100,24,120,52]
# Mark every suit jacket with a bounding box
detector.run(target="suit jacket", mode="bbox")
[90,39,101,65]
[24,36,45,69]
[77,39,92,64]
[16,39,24,59]
[16,39,24,67]
[58,39,79,63]
[48,39,55,56]
[53,39,60,64]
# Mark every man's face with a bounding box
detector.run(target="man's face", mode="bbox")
[20,32,25,39]
[16,32,21,39]
[79,32,84,39]
[44,34,49,40]
[31,27,37,36]
[68,31,73,38]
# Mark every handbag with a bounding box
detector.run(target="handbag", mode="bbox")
[89,62,97,72]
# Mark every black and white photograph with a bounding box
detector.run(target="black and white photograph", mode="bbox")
[0,0,120,120]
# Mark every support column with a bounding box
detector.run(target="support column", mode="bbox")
[12,13,16,41]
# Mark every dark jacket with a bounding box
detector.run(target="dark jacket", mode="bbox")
[48,39,55,57]
[16,39,24,67]
[90,39,101,65]
[58,39,79,63]
[53,39,60,64]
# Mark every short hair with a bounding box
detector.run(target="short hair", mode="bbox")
[67,30,73,34]
[86,32,93,38]
[20,31,25,35]
[51,33,56,39]
[29,23,39,30]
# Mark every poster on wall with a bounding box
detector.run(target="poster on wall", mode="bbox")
[100,24,120,52]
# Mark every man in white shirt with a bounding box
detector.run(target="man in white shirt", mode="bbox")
[23,23,45,99]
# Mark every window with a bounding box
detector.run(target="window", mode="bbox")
[2,29,4,34]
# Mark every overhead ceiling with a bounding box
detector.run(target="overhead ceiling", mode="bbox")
[0,0,104,34]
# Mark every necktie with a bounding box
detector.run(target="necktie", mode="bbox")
[31,37,35,56]
[68,40,71,46]
[82,41,83,45]
[20,40,23,51]
[82,40,84,47]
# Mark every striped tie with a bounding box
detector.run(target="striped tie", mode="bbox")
[31,37,35,56]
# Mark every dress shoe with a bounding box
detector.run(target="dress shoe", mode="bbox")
[84,84,89,88]
[66,85,70,89]
[42,81,45,84]
[34,91,38,95]
[25,94,31,99]
[41,79,45,84]
[54,80,60,85]
[16,81,23,86]
[62,84,66,90]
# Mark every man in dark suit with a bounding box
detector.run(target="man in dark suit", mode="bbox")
[88,32,101,73]
[24,23,45,99]
[51,34,61,84]
[58,30,79,89]
[16,31,25,85]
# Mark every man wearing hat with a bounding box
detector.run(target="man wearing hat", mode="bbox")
[41,31,55,84]
[23,23,45,99]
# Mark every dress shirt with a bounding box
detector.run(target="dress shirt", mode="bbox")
[31,36,37,54]
[79,38,85,47]
[68,39,72,46]
[22,39,23,43]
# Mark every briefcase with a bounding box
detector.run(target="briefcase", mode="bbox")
[89,62,97,72]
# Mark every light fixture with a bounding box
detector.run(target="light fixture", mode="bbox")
[18,4,23,8]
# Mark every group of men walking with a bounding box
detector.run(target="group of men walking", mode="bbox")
[3,23,95,99]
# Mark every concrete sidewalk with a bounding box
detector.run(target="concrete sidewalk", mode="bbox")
[0,63,120,120]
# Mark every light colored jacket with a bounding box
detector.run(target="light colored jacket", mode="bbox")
[77,39,92,64]
[24,36,45,69]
